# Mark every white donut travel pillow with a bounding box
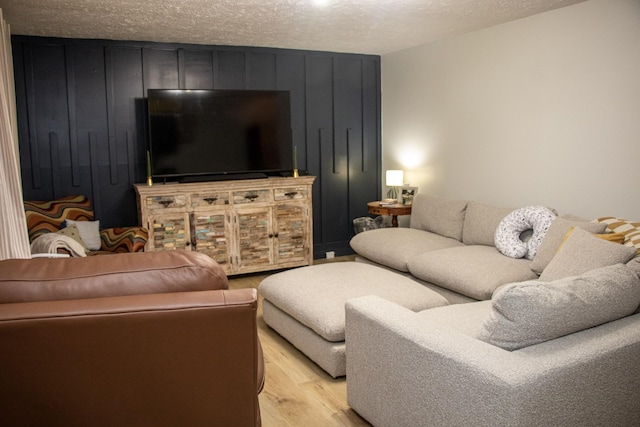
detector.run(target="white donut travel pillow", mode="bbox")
[495,206,557,260]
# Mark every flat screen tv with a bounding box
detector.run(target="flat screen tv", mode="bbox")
[147,89,293,181]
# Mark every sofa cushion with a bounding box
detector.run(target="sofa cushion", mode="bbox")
[539,227,637,282]
[530,217,607,275]
[408,245,538,300]
[409,194,467,241]
[350,227,463,272]
[462,201,512,246]
[477,264,640,351]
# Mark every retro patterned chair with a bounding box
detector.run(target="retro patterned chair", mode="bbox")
[24,195,148,254]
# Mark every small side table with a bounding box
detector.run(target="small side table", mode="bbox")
[367,201,412,227]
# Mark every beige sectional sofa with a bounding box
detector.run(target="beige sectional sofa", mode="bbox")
[347,193,640,426]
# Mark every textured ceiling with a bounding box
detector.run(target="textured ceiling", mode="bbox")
[0,0,586,55]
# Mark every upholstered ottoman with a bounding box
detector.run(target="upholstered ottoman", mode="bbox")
[259,262,449,377]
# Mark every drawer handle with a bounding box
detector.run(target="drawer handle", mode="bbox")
[203,197,218,205]
[284,191,298,198]
[158,200,172,207]
[245,194,259,202]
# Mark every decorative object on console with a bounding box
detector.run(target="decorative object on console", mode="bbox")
[494,205,556,260]
[385,170,403,202]
[146,150,153,186]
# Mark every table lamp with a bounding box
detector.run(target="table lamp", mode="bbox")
[385,170,403,202]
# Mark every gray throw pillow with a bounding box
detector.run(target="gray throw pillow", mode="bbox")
[476,264,640,351]
[530,217,606,275]
[539,227,636,282]
[64,219,101,251]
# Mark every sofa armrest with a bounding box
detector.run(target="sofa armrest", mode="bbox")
[0,251,228,304]
[99,226,148,253]
[345,296,640,427]
[0,288,263,426]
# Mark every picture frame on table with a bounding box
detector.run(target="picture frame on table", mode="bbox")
[401,186,418,206]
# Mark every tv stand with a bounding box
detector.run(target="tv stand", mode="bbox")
[135,176,316,276]
[179,173,268,183]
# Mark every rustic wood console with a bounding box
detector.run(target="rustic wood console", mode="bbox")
[134,176,315,275]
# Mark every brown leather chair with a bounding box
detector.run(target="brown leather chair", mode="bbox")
[0,251,264,426]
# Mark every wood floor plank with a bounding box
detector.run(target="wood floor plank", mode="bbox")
[228,257,371,427]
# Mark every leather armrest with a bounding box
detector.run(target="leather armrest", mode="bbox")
[0,250,228,303]
[0,288,264,426]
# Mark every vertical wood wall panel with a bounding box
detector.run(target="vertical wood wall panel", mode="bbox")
[32,43,69,199]
[13,36,381,254]
[332,58,361,243]
[88,132,101,214]
[70,45,110,210]
[49,132,61,195]
[105,47,146,226]
[305,56,334,245]
[345,58,379,222]
[20,43,43,191]
[276,53,306,170]
[183,49,214,89]
[143,48,179,92]
[63,46,80,187]
[216,50,246,89]
[358,58,381,218]
[247,52,277,90]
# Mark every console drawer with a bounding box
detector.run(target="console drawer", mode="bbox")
[274,187,308,201]
[233,189,271,204]
[146,195,188,211]
[191,192,230,207]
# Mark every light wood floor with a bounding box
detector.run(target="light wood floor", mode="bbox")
[228,256,371,427]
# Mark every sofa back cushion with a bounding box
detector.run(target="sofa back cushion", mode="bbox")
[477,263,640,351]
[0,251,228,304]
[410,194,468,241]
[462,201,513,246]
[24,195,94,243]
[529,216,607,275]
[539,227,637,282]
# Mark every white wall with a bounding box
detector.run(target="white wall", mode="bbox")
[382,0,640,220]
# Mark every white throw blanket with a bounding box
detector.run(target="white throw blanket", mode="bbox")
[30,233,87,257]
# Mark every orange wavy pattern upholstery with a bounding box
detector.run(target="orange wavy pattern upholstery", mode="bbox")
[100,227,149,253]
[24,195,94,242]
[24,195,147,253]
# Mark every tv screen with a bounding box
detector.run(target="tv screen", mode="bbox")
[147,89,293,180]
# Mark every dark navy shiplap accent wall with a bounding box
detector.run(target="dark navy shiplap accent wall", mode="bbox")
[12,36,381,257]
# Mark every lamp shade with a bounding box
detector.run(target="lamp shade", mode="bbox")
[385,170,404,187]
